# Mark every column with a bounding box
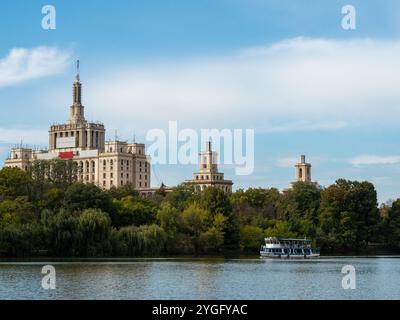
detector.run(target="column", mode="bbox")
[87,129,92,149]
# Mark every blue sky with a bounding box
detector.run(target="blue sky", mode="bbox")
[1,0,400,203]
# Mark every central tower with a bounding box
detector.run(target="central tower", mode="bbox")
[48,61,105,152]
[68,60,86,124]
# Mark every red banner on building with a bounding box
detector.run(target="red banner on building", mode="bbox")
[59,151,74,160]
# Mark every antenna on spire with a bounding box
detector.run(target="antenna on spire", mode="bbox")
[76,59,80,81]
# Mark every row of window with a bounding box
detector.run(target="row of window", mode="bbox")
[107,147,143,155]
[195,175,223,180]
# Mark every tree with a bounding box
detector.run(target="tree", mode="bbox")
[383,199,400,246]
[201,187,240,251]
[0,167,31,200]
[317,179,380,252]
[76,209,112,256]
[265,220,297,238]
[163,184,198,211]
[44,208,79,256]
[181,203,209,254]
[115,224,166,256]
[112,195,157,227]
[64,183,114,213]
[239,225,264,252]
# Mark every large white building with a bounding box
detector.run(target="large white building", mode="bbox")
[4,61,151,190]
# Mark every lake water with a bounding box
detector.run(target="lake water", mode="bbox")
[0,257,399,300]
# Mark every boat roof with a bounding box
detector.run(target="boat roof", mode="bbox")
[265,237,311,242]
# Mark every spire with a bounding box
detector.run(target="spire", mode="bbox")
[206,140,212,152]
[68,60,85,124]
[72,60,82,105]
[75,59,80,82]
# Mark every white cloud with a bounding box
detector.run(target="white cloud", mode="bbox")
[350,155,400,166]
[277,157,299,168]
[83,37,400,133]
[0,46,71,87]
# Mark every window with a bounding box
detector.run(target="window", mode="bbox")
[110,173,113,178]
[103,173,106,179]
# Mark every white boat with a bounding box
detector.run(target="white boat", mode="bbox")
[260,237,320,259]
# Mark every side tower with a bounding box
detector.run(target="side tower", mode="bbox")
[295,155,311,182]
[185,141,233,193]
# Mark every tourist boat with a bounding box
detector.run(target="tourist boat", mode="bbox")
[260,237,320,259]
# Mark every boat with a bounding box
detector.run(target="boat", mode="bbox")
[260,237,320,259]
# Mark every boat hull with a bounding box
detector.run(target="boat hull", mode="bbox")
[260,252,320,259]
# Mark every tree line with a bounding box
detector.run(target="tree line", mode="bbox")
[0,160,400,257]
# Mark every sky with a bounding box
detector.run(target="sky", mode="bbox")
[1,0,400,203]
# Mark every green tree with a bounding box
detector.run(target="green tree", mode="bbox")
[76,209,112,256]
[115,224,166,256]
[201,187,240,251]
[317,179,380,252]
[112,195,157,227]
[181,203,209,254]
[64,183,114,213]
[239,225,264,252]
[0,167,31,200]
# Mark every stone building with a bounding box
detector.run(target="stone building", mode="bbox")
[294,155,312,183]
[185,141,233,193]
[4,61,151,190]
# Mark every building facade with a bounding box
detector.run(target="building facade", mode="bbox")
[185,141,233,193]
[4,62,151,190]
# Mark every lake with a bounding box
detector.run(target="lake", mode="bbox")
[0,257,399,300]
